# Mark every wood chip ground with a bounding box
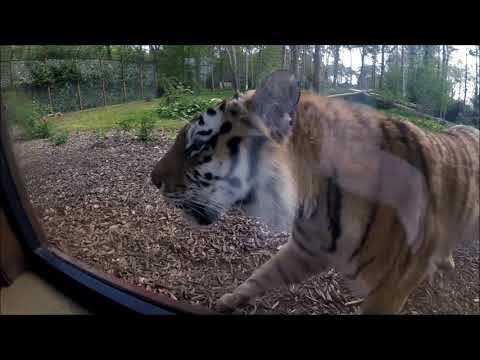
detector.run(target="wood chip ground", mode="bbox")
[12,130,480,314]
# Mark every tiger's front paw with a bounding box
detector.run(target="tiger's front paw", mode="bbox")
[215,293,246,313]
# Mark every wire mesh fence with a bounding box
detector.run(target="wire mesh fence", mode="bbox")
[1,59,157,113]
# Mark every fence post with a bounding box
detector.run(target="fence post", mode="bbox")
[9,57,15,94]
[99,58,107,107]
[76,80,83,111]
[152,61,157,97]
[121,59,127,102]
[139,61,144,99]
[44,56,54,113]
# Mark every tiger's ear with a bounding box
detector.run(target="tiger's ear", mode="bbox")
[252,70,300,142]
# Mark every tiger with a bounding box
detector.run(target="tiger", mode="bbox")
[151,70,480,314]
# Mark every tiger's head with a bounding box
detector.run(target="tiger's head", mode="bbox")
[151,70,300,230]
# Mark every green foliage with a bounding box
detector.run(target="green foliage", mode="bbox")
[28,62,54,86]
[117,117,136,131]
[49,129,69,145]
[14,99,53,139]
[408,61,444,115]
[27,60,83,86]
[156,96,222,120]
[383,64,403,98]
[136,115,156,142]
[157,76,193,103]
[381,108,447,131]
[256,46,283,86]
[51,60,82,83]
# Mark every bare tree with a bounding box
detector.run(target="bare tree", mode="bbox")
[371,46,379,89]
[245,46,249,90]
[324,47,330,86]
[302,45,307,88]
[359,46,367,89]
[281,45,286,69]
[313,45,321,93]
[290,45,299,79]
[332,45,340,87]
[225,45,240,92]
[349,46,354,85]
[380,45,385,90]
[464,49,468,109]
[106,45,112,60]
[211,45,215,89]
[401,45,407,97]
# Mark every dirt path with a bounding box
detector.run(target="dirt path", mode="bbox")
[13,131,479,314]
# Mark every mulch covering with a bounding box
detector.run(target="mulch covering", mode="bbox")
[12,130,479,314]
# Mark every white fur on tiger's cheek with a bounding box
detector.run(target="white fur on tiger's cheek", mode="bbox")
[186,108,223,149]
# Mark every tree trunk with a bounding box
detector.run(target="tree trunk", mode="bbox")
[245,48,249,90]
[211,46,215,89]
[474,45,480,114]
[313,45,321,93]
[464,50,468,109]
[220,53,225,88]
[9,49,14,89]
[290,45,299,79]
[149,46,159,97]
[139,62,144,99]
[76,80,83,110]
[302,46,307,88]
[281,45,286,69]
[477,46,480,108]
[440,45,447,118]
[349,47,353,86]
[195,56,201,86]
[324,48,330,86]
[121,58,127,102]
[47,85,54,113]
[359,47,366,89]
[106,45,112,60]
[333,45,340,87]
[225,46,240,92]
[100,58,107,106]
[44,55,54,112]
[401,46,407,97]
[372,51,377,89]
[380,45,385,90]
[251,47,255,89]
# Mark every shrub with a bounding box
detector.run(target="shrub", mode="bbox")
[156,97,222,120]
[21,100,53,139]
[158,76,194,104]
[136,116,156,142]
[50,130,69,146]
[117,117,136,131]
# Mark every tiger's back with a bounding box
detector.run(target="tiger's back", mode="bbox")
[288,94,479,312]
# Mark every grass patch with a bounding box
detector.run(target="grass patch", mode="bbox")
[48,90,234,134]
[52,100,160,131]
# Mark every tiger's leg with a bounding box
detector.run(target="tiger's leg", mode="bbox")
[215,241,328,313]
[427,253,456,284]
[360,261,431,315]
[437,253,455,271]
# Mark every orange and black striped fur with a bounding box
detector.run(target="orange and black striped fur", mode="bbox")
[151,71,479,314]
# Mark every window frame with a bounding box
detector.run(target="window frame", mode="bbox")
[0,103,216,315]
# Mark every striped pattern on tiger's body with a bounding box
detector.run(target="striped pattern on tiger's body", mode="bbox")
[151,70,479,314]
